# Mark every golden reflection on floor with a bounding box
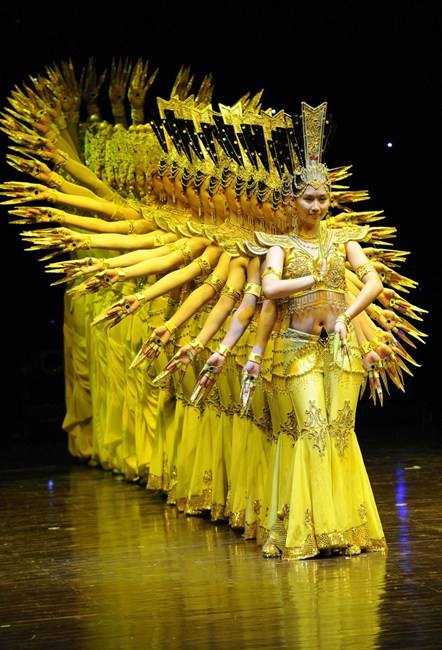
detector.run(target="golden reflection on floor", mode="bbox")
[0,431,441,649]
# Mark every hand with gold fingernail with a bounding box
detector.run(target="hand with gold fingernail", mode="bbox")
[130,325,171,370]
[240,371,257,416]
[153,338,202,384]
[364,352,384,407]
[239,352,262,415]
[190,359,223,405]
[334,312,351,362]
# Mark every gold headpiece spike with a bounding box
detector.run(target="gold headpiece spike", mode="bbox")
[293,102,331,195]
[302,102,328,164]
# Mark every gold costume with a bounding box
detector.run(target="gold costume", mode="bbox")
[0,57,427,559]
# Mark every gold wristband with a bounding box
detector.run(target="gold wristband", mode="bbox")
[48,172,64,189]
[112,104,126,118]
[248,352,262,365]
[216,343,232,357]
[164,320,178,335]
[189,338,204,351]
[79,237,92,250]
[336,312,352,327]
[54,149,68,168]
[47,189,59,203]
[312,273,322,285]
[368,303,383,319]
[135,292,147,304]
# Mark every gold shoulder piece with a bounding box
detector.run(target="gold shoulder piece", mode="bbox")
[331,225,370,244]
[186,220,205,235]
[236,239,268,257]
[254,231,295,249]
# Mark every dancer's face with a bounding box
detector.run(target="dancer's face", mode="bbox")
[294,185,330,230]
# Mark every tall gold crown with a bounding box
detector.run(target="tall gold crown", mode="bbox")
[291,102,332,195]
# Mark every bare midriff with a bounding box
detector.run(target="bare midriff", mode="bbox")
[288,289,346,335]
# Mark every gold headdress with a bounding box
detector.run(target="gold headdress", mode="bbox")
[291,102,333,195]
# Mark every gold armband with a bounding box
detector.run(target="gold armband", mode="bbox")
[194,255,212,277]
[220,285,242,302]
[262,266,282,280]
[248,352,263,364]
[204,273,224,294]
[167,242,180,252]
[164,320,178,335]
[180,244,193,265]
[189,338,204,351]
[215,343,232,357]
[153,234,165,246]
[356,262,376,282]
[244,282,262,298]
[127,220,136,234]
[336,312,352,327]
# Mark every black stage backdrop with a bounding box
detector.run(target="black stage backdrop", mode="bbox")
[0,0,438,441]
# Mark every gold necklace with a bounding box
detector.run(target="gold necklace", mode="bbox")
[291,233,319,250]
[295,230,318,241]
[293,237,318,251]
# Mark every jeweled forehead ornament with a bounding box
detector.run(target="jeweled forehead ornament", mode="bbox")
[292,102,332,196]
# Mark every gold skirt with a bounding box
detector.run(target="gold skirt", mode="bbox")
[260,325,387,559]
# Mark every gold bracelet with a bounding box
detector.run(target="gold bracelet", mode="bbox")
[47,189,59,203]
[244,282,261,298]
[79,237,92,250]
[115,268,126,279]
[312,273,322,285]
[360,328,384,355]
[135,292,147,304]
[368,303,383,319]
[248,352,262,364]
[54,149,68,168]
[48,172,64,189]
[189,338,204,351]
[112,104,126,118]
[336,312,352,327]
[164,320,178,335]
[131,108,144,123]
[216,343,232,357]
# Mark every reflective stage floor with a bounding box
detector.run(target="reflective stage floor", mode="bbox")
[1,418,441,650]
